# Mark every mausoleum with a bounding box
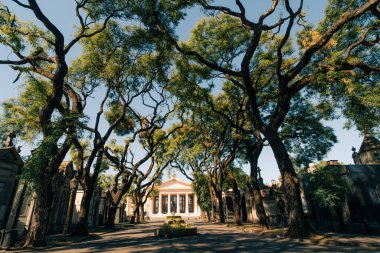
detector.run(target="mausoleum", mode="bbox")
[126,178,201,220]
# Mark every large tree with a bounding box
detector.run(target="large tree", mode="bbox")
[140,0,379,238]
[103,122,182,227]
[68,21,178,234]
[0,0,126,246]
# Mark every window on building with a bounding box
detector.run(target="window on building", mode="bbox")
[170,195,177,213]
[153,196,159,214]
[188,194,194,213]
[374,152,380,161]
[162,195,168,213]
[179,195,186,213]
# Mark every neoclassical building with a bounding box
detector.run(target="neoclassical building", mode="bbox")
[126,178,201,219]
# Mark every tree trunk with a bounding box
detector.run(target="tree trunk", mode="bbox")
[23,179,53,247]
[206,210,211,222]
[73,182,94,236]
[209,183,218,222]
[104,176,134,228]
[335,206,346,231]
[131,191,141,224]
[245,140,269,229]
[227,173,242,225]
[134,206,140,223]
[251,182,269,229]
[23,134,73,247]
[215,190,225,223]
[104,203,117,229]
[105,189,124,229]
[138,202,144,222]
[232,185,242,225]
[265,130,310,238]
[62,185,78,237]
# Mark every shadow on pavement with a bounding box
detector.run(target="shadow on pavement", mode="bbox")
[39,222,380,253]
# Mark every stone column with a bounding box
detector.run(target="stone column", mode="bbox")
[150,197,154,215]
[185,193,189,214]
[63,177,78,237]
[158,194,162,214]
[194,194,198,214]
[177,193,180,214]
[168,194,171,214]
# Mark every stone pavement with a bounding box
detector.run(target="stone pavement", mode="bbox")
[6,222,380,252]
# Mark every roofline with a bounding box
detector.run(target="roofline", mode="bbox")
[158,178,192,187]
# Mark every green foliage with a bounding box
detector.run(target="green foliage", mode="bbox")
[22,120,67,192]
[162,221,191,230]
[98,174,113,192]
[282,97,337,168]
[70,140,90,168]
[104,105,135,136]
[131,0,194,33]
[187,14,250,67]
[224,167,249,191]
[192,172,211,213]
[302,163,352,209]
[305,0,380,135]
[0,78,51,142]
[0,3,54,56]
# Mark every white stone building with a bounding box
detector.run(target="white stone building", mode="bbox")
[126,178,201,220]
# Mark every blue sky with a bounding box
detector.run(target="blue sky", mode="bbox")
[0,1,362,183]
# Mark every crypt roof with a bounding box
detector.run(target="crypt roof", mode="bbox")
[0,146,23,165]
[325,164,380,187]
[359,134,380,153]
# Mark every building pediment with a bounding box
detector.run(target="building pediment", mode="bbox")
[158,178,192,190]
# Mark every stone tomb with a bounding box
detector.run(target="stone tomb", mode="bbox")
[0,145,23,230]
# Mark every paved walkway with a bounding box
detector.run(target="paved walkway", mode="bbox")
[14,222,380,252]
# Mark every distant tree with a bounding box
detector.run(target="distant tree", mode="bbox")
[192,172,211,220]
[301,163,352,227]
[302,163,352,209]
[104,123,182,227]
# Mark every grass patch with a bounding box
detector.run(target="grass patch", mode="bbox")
[226,222,288,236]
[241,225,263,233]
[260,228,287,237]
[155,218,197,237]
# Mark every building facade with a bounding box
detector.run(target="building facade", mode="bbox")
[306,134,380,234]
[13,161,75,235]
[72,184,101,227]
[0,144,23,230]
[126,179,201,220]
